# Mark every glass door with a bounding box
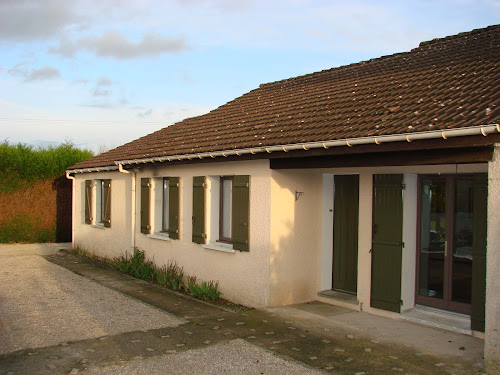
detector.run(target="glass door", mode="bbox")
[416,175,473,314]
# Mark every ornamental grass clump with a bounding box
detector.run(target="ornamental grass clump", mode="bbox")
[165,261,184,291]
[187,276,221,301]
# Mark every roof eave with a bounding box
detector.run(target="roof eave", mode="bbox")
[66,124,500,173]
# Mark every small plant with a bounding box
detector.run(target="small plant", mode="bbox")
[187,275,198,295]
[165,261,184,291]
[154,266,168,285]
[187,276,221,300]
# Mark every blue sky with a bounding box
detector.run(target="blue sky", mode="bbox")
[1,0,498,153]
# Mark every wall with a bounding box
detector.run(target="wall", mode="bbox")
[485,146,500,371]
[269,169,323,306]
[73,171,133,259]
[133,159,272,308]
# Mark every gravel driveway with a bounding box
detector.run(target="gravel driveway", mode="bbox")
[84,339,322,375]
[0,244,183,355]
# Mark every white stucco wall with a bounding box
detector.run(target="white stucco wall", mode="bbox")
[132,159,272,308]
[71,159,492,325]
[485,146,500,371]
[269,169,323,306]
[73,171,133,259]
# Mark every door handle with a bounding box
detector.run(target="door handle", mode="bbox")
[444,240,447,257]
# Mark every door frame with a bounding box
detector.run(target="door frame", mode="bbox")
[415,174,473,315]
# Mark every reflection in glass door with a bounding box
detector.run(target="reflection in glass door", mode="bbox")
[417,175,474,314]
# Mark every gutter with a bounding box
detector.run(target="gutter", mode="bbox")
[118,164,136,256]
[116,124,500,166]
[68,165,119,174]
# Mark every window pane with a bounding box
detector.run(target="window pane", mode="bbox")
[418,178,445,300]
[163,178,169,231]
[452,178,473,304]
[221,179,232,238]
[100,180,105,223]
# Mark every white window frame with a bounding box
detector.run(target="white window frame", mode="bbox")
[149,177,171,240]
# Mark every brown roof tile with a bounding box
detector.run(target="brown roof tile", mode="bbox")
[70,25,500,170]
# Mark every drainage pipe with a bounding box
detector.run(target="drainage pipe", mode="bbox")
[118,164,136,256]
[65,171,76,248]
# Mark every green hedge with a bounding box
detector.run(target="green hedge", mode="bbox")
[0,214,55,243]
[0,140,93,193]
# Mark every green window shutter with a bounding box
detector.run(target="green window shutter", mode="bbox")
[140,178,151,234]
[471,173,487,332]
[371,174,403,313]
[168,177,180,239]
[85,180,92,224]
[192,176,206,244]
[103,179,111,228]
[232,175,250,251]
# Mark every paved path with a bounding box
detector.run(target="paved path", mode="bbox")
[0,244,488,374]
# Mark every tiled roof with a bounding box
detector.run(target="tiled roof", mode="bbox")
[70,25,499,170]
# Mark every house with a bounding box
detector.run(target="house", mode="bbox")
[67,25,500,369]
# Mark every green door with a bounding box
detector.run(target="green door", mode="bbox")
[371,174,403,313]
[333,175,359,294]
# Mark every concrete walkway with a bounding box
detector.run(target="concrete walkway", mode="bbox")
[0,244,488,374]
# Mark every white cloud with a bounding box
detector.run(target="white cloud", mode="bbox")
[92,76,114,97]
[0,0,75,41]
[50,30,189,59]
[26,67,61,81]
[8,63,61,82]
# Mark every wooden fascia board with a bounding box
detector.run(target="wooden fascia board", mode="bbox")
[270,146,494,169]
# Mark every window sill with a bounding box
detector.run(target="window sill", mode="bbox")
[147,233,170,241]
[91,224,106,230]
[202,243,235,253]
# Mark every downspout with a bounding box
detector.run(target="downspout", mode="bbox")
[65,171,76,249]
[118,163,136,256]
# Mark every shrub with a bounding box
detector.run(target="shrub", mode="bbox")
[0,140,93,193]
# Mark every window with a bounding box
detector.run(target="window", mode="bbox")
[141,177,179,239]
[162,178,170,232]
[199,175,249,251]
[99,179,111,227]
[84,179,111,228]
[219,176,233,243]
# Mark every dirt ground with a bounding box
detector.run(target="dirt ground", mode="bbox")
[0,244,489,375]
